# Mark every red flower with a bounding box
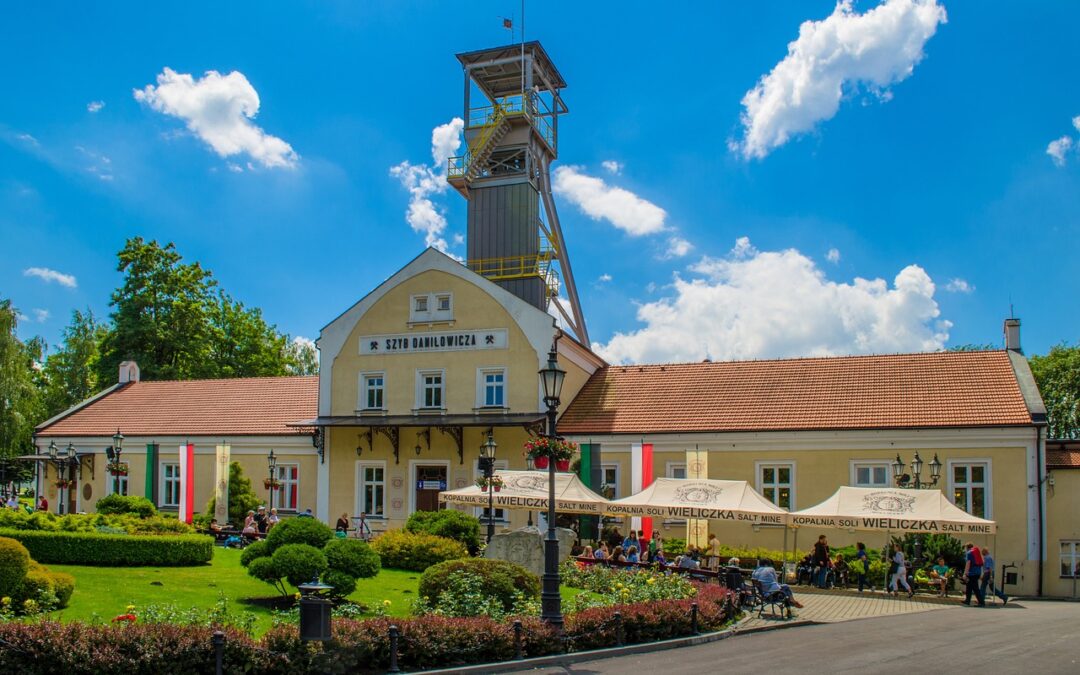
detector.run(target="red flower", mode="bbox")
[111,613,137,623]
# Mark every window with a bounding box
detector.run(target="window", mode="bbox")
[417,370,444,409]
[107,473,129,497]
[361,373,385,411]
[410,292,453,323]
[414,296,428,312]
[950,461,990,519]
[358,463,386,518]
[478,368,506,408]
[667,463,687,480]
[274,464,299,511]
[757,462,794,510]
[601,463,621,499]
[437,294,451,312]
[851,461,890,487]
[161,463,180,507]
[1061,541,1080,578]
[474,459,508,522]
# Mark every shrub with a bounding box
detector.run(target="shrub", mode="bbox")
[322,569,358,599]
[371,529,467,572]
[271,544,328,589]
[0,536,30,597]
[419,558,539,611]
[0,529,213,566]
[241,539,270,567]
[12,568,54,606]
[95,494,158,518]
[0,509,193,535]
[205,461,263,527]
[405,510,481,551]
[49,571,75,607]
[323,538,381,579]
[663,537,686,555]
[247,556,280,586]
[265,517,334,553]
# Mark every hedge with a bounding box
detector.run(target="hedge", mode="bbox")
[370,529,468,572]
[0,529,214,566]
[419,558,539,611]
[405,510,481,552]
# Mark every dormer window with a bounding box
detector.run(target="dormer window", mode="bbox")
[415,296,428,313]
[437,294,451,312]
[410,292,454,324]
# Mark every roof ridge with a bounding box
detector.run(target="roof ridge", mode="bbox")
[602,349,1008,370]
[130,374,319,385]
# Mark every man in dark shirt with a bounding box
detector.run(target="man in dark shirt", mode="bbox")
[962,542,986,606]
[813,535,831,588]
[254,505,268,534]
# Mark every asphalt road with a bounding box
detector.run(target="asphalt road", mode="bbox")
[533,601,1080,675]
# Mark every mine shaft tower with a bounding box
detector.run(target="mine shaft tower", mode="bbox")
[447,41,588,345]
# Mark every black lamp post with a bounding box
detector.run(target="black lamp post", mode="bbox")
[479,432,498,543]
[267,449,278,507]
[538,343,566,630]
[112,428,124,496]
[892,451,943,562]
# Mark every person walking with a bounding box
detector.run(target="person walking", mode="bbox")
[813,535,831,588]
[981,546,1008,604]
[854,542,873,592]
[890,543,913,597]
[962,542,986,606]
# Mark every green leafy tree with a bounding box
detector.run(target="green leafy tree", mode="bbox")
[206,291,290,378]
[42,309,107,416]
[285,337,319,376]
[0,300,46,462]
[1030,344,1080,439]
[206,461,263,526]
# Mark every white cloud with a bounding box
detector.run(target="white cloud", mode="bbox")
[944,278,974,294]
[826,247,841,264]
[553,165,667,236]
[735,0,946,159]
[601,160,623,175]
[390,118,465,253]
[594,237,949,363]
[75,145,113,181]
[16,133,38,146]
[23,267,77,288]
[134,67,298,168]
[1074,116,1080,133]
[291,335,316,351]
[1047,135,1074,166]
[31,309,49,323]
[598,273,613,283]
[664,237,693,259]
[87,100,105,113]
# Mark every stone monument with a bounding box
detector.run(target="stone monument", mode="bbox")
[484,526,576,577]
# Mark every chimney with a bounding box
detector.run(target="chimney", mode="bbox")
[119,361,140,384]
[1003,318,1021,353]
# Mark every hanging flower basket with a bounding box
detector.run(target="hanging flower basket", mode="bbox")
[524,437,576,471]
[555,459,571,472]
[475,475,504,492]
[106,462,129,477]
[264,478,281,490]
[54,479,74,489]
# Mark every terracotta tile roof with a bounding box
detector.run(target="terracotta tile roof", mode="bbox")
[1047,441,1080,469]
[558,351,1035,435]
[36,376,318,437]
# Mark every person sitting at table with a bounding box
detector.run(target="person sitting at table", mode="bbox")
[678,550,700,570]
[582,545,594,559]
[929,557,952,597]
[653,549,668,567]
[611,545,627,563]
[241,510,257,536]
[209,518,223,534]
[832,554,849,588]
[795,553,814,585]
[594,542,609,560]
[626,545,640,563]
[751,558,804,608]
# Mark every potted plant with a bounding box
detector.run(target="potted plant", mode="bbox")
[263,477,281,490]
[106,461,128,476]
[475,475,505,492]
[523,437,577,471]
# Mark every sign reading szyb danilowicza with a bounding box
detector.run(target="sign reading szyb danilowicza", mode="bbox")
[360,329,508,355]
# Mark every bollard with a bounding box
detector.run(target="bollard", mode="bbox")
[513,619,524,660]
[212,630,225,675]
[691,602,699,635]
[614,610,624,647]
[388,625,401,673]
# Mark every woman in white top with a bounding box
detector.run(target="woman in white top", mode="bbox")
[890,543,913,597]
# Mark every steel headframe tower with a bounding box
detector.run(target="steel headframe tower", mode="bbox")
[447,41,588,345]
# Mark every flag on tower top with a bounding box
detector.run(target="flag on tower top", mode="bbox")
[502,17,512,30]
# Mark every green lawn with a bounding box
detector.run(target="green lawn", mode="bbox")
[48,548,591,635]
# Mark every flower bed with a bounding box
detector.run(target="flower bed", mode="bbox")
[0,529,214,566]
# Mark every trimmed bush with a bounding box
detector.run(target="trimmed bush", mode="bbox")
[240,539,270,567]
[50,571,75,607]
[13,568,54,606]
[95,494,158,518]
[0,536,30,597]
[405,510,481,551]
[371,529,468,572]
[0,509,193,535]
[271,544,328,588]
[323,538,381,579]
[322,568,358,599]
[419,558,539,611]
[247,556,279,585]
[0,529,213,566]
[264,517,334,553]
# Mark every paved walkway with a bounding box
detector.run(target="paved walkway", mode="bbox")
[739,586,964,629]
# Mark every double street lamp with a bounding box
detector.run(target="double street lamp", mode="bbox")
[538,342,566,630]
[892,451,944,563]
[478,432,498,544]
[267,449,278,507]
[110,429,124,496]
[47,440,80,514]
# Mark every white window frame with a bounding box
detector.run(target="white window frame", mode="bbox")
[273,463,300,512]
[476,367,507,409]
[473,458,509,523]
[359,371,386,411]
[600,463,621,499]
[755,460,796,510]
[664,462,688,523]
[160,462,181,508]
[947,459,992,519]
[1061,541,1080,579]
[106,471,129,497]
[416,369,446,410]
[356,461,387,520]
[413,294,428,313]
[409,292,454,323]
[849,460,891,488]
[436,293,452,312]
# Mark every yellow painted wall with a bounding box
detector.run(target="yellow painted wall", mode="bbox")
[1045,469,1080,598]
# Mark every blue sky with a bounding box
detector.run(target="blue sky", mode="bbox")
[2,1,1077,364]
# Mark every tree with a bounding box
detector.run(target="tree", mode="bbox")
[42,309,107,416]
[1030,344,1080,439]
[285,337,319,375]
[0,300,46,462]
[205,461,263,526]
[206,291,290,378]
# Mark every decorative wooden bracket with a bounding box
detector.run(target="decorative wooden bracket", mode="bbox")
[524,420,546,438]
[375,426,401,464]
[356,428,373,457]
[437,426,464,465]
[310,427,325,464]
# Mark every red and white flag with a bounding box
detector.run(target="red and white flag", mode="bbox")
[178,443,195,524]
[630,441,655,540]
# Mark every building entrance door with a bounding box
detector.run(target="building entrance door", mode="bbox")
[415,465,447,512]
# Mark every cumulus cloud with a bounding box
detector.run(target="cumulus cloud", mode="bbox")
[1047,136,1073,166]
[594,237,949,363]
[735,0,946,160]
[23,267,77,288]
[553,165,667,236]
[664,237,693,259]
[598,273,613,283]
[15,133,38,146]
[390,118,465,253]
[134,67,298,168]
[601,160,623,175]
[944,278,974,293]
[87,100,105,113]
[31,309,49,323]
[826,247,841,264]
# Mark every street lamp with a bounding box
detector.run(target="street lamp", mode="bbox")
[111,428,124,496]
[267,449,277,507]
[538,342,566,630]
[479,432,498,543]
[892,451,944,563]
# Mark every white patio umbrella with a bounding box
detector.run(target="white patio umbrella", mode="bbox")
[438,470,610,516]
[605,477,790,525]
[789,486,996,535]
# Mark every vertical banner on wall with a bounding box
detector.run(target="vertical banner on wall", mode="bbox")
[578,443,597,541]
[144,443,158,502]
[178,443,195,524]
[630,442,655,539]
[214,443,230,524]
[686,446,709,548]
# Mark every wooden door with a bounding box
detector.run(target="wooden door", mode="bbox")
[415,465,447,512]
